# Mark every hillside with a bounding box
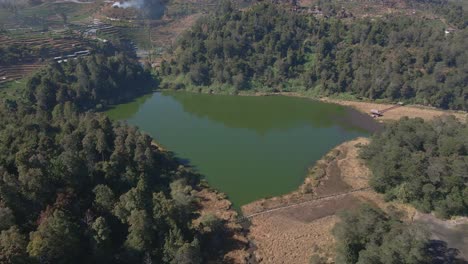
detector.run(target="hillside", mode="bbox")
[160,1,467,110]
[0,50,249,263]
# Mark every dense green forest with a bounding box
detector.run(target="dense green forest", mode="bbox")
[0,51,228,263]
[361,116,468,218]
[412,0,468,28]
[160,1,468,110]
[26,53,156,111]
[0,102,210,263]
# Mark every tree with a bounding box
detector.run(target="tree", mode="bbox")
[0,206,15,231]
[125,210,154,253]
[361,116,468,217]
[91,217,111,246]
[172,239,202,264]
[161,2,468,110]
[333,205,431,264]
[27,210,82,264]
[0,226,28,264]
[93,185,115,213]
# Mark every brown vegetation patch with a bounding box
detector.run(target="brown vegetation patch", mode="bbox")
[243,135,468,263]
[250,214,338,264]
[243,138,373,263]
[242,138,370,217]
[194,187,251,264]
[277,194,362,223]
[151,14,201,49]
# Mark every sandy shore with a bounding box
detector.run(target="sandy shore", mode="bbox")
[214,89,468,122]
[320,98,467,122]
[160,89,467,122]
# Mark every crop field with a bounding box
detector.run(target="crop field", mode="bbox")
[0,28,92,84]
[0,1,100,30]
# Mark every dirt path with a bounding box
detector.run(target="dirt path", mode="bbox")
[244,187,370,219]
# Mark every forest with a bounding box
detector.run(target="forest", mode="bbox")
[361,116,468,218]
[0,52,226,263]
[26,53,156,112]
[160,1,468,110]
[1,1,467,263]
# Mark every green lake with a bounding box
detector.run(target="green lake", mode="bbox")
[107,91,379,206]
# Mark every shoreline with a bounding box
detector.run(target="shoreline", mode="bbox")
[241,138,376,263]
[237,91,467,122]
[158,89,467,122]
[149,141,251,263]
[240,136,468,263]
[146,89,467,263]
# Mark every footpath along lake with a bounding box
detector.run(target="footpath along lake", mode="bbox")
[107,91,379,206]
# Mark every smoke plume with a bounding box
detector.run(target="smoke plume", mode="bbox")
[112,0,166,19]
[112,0,144,9]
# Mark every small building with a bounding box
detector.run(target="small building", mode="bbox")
[445,27,456,35]
[370,109,383,117]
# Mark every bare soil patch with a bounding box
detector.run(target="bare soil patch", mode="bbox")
[151,14,201,49]
[321,98,467,122]
[414,212,468,260]
[237,91,467,122]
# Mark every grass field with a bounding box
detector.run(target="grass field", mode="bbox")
[0,77,28,101]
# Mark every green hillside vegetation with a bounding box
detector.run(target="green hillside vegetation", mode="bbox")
[323,205,458,264]
[413,0,468,28]
[361,116,468,218]
[26,53,156,112]
[160,1,468,110]
[313,0,468,29]
[0,102,207,263]
[0,53,227,263]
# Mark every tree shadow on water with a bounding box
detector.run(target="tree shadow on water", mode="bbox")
[427,240,468,264]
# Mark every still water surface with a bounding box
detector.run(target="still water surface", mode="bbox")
[107,92,378,206]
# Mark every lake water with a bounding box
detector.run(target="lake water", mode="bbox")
[107,91,378,206]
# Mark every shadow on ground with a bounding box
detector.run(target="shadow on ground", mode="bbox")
[427,240,468,264]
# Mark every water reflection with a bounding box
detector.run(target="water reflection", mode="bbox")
[106,91,379,206]
[167,92,380,134]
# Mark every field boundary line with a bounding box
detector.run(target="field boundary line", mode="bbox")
[243,187,371,219]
